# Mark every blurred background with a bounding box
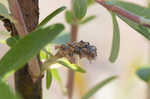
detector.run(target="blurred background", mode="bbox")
[0,0,150,99]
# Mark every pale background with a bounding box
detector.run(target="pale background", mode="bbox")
[0,0,149,99]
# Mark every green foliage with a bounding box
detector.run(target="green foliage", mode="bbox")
[0,3,11,20]
[37,6,66,29]
[51,68,67,94]
[82,76,117,99]
[40,50,48,60]
[0,80,20,99]
[119,16,150,40]
[0,24,64,79]
[87,0,95,7]
[136,67,150,82]
[106,1,150,18]
[57,58,86,73]
[79,15,96,24]
[51,32,70,44]
[65,10,75,24]
[73,0,87,20]
[109,12,120,63]
[106,1,150,40]
[6,36,19,47]
[46,69,52,89]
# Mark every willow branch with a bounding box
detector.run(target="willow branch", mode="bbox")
[95,0,150,28]
[8,0,40,82]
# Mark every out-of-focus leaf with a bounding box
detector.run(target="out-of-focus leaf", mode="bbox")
[46,69,52,89]
[6,35,19,47]
[73,0,87,20]
[87,0,95,7]
[40,50,47,60]
[65,10,75,24]
[0,80,20,99]
[51,32,70,44]
[79,15,96,24]
[105,1,150,19]
[119,16,150,40]
[51,68,67,94]
[0,3,10,19]
[37,6,66,29]
[106,1,150,40]
[0,24,64,79]
[136,67,150,82]
[82,76,117,99]
[109,12,120,63]
[57,58,86,73]
[51,68,62,85]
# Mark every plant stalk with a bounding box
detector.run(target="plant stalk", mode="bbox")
[66,24,78,99]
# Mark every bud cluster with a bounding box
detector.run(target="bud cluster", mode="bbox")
[55,40,97,61]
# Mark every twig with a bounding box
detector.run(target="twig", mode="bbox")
[66,24,78,99]
[7,0,41,82]
[95,0,150,28]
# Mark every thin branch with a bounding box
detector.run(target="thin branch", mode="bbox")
[95,0,150,28]
[66,24,79,99]
[8,0,41,82]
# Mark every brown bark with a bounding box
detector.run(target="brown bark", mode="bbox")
[14,0,42,99]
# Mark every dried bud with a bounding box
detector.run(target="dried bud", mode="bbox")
[55,40,97,61]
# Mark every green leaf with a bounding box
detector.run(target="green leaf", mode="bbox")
[0,24,64,79]
[119,16,150,40]
[51,32,70,44]
[37,6,66,29]
[106,1,150,40]
[79,15,96,24]
[65,10,75,24]
[6,36,20,47]
[73,0,87,20]
[87,0,95,7]
[51,68,62,84]
[0,3,9,18]
[57,58,86,73]
[46,69,52,89]
[0,80,20,99]
[82,76,117,99]
[109,12,120,63]
[51,68,67,94]
[106,1,150,19]
[40,50,47,60]
[136,67,150,82]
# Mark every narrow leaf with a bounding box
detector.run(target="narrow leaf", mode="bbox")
[65,10,75,24]
[82,76,117,99]
[51,68,62,84]
[0,24,64,79]
[87,0,95,7]
[136,67,150,82]
[51,68,67,94]
[106,1,150,40]
[6,36,19,47]
[46,69,52,89]
[57,58,86,73]
[37,6,66,29]
[109,12,120,63]
[51,32,70,44]
[73,0,87,20]
[0,3,10,19]
[79,15,96,24]
[0,80,20,99]
[119,16,150,40]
